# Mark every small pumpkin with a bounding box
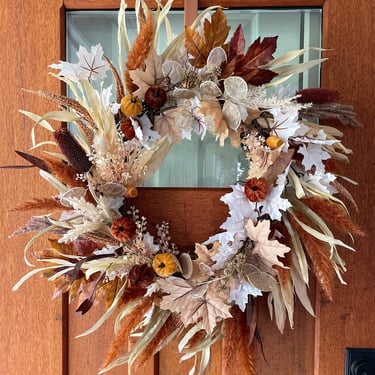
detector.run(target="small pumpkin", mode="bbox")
[110,217,137,242]
[266,135,283,149]
[120,94,142,117]
[144,86,167,110]
[244,177,269,202]
[119,117,140,140]
[125,186,138,199]
[152,253,180,277]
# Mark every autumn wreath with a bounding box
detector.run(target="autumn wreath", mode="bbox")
[10,1,364,374]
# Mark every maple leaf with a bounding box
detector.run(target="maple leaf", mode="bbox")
[221,36,278,86]
[158,278,232,333]
[268,108,303,152]
[50,44,109,81]
[128,49,164,98]
[257,184,291,221]
[154,106,193,143]
[185,8,230,68]
[298,143,330,172]
[245,220,290,268]
[227,24,246,61]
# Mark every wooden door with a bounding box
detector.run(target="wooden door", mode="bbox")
[1,1,374,374]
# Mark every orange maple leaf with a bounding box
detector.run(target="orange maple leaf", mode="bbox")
[185,8,230,68]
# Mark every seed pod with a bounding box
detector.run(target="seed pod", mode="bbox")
[144,86,167,110]
[53,127,92,173]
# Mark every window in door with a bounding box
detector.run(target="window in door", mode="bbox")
[66,8,321,187]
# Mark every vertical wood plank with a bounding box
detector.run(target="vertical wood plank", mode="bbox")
[184,0,198,26]
[317,0,375,373]
[0,1,65,374]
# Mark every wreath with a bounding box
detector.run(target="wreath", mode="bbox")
[9,1,364,374]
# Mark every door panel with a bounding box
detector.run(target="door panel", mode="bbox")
[1,1,374,374]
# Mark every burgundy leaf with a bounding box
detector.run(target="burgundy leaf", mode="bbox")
[227,24,246,61]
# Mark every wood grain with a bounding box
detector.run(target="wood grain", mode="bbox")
[0,1,65,374]
[317,0,375,374]
[63,0,325,10]
[2,1,374,375]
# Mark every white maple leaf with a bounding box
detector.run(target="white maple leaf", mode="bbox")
[257,184,291,221]
[268,108,304,152]
[303,171,337,195]
[50,44,109,81]
[298,143,330,172]
[228,280,262,311]
[245,220,290,268]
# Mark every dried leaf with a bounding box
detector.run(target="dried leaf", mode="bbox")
[128,49,164,99]
[227,24,246,61]
[245,220,290,268]
[185,8,230,68]
[262,148,294,184]
[198,100,229,146]
[154,107,192,144]
[190,243,215,283]
[221,36,278,86]
[158,278,232,333]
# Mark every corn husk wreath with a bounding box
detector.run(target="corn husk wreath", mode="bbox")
[9,0,364,374]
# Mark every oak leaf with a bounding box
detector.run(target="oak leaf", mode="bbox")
[190,243,215,283]
[185,8,230,68]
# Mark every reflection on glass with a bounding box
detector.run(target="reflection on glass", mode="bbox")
[66,9,322,187]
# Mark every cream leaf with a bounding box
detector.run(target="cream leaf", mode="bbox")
[154,107,193,143]
[158,278,231,333]
[128,50,164,98]
[245,220,290,268]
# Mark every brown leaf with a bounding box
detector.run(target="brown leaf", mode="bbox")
[185,8,230,68]
[49,238,78,256]
[262,148,295,184]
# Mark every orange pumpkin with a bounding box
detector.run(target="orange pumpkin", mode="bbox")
[244,177,269,202]
[152,253,180,277]
[120,94,142,117]
[110,217,137,242]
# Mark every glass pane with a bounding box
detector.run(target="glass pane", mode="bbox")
[66,8,322,187]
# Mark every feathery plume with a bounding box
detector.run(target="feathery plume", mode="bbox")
[124,10,153,93]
